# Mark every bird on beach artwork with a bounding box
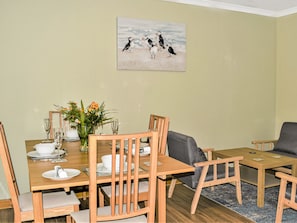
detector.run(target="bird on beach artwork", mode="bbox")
[117,17,186,71]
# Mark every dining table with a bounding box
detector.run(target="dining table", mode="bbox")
[25,138,195,223]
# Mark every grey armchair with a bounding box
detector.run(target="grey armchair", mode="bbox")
[167,131,243,214]
[252,122,297,174]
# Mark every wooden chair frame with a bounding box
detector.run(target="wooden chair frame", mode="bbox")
[251,139,278,151]
[148,114,170,154]
[168,147,243,214]
[71,131,158,222]
[49,111,64,139]
[99,114,170,207]
[275,172,297,222]
[0,122,79,223]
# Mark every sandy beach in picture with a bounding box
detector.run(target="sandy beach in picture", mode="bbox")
[117,48,186,71]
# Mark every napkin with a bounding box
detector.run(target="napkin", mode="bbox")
[58,169,68,178]
[54,165,68,178]
[141,146,150,154]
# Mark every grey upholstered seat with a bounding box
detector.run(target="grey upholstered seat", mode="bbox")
[167,131,235,189]
[272,122,297,156]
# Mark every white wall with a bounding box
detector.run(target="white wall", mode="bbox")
[0,0,276,196]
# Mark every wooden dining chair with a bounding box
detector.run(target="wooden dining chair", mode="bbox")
[148,114,170,154]
[275,172,297,222]
[98,114,170,207]
[0,122,80,223]
[49,111,64,139]
[70,131,159,223]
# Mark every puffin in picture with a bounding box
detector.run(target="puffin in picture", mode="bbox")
[168,45,176,56]
[122,37,133,52]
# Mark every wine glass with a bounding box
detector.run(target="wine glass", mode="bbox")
[111,119,119,135]
[52,128,67,162]
[43,118,51,142]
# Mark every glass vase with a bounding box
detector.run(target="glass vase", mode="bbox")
[78,125,89,152]
[80,134,88,152]
[77,124,96,152]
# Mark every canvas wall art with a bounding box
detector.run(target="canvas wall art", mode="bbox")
[117,17,186,71]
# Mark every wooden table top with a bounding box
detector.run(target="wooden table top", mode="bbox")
[213,147,297,169]
[25,139,195,192]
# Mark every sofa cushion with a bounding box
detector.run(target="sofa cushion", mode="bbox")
[273,122,297,155]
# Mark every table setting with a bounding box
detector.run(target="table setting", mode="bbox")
[27,128,68,162]
[25,135,195,223]
[42,165,81,181]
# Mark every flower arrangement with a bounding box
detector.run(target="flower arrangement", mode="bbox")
[56,100,112,151]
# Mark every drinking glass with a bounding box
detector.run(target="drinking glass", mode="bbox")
[111,119,119,135]
[52,128,67,162]
[43,118,51,142]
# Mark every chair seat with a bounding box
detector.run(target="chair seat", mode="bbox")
[19,191,80,212]
[71,204,147,223]
[101,181,149,197]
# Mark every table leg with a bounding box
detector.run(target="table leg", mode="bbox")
[257,168,265,207]
[157,176,166,223]
[32,191,44,223]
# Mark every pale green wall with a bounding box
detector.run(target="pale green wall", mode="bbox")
[276,14,297,133]
[0,0,276,197]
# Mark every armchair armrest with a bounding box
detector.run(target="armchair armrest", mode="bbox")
[276,171,297,183]
[194,156,243,186]
[251,139,277,151]
[202,148,214,161]
[194,156,243,168]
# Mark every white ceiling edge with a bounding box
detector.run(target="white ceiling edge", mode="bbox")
[164,0,297,17]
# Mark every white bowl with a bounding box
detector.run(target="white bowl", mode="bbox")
[35,143,55,155]
[101,154,126,172]
[65,129,79,138]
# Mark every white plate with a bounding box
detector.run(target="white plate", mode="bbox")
[27,150,65,159]
[96,163,134,174]
[42,168,80,181]
[64,137,80,142]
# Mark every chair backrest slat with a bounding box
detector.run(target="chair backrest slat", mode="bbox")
[88,131,158,222]
[49,111,64,139]
[148,114,169,154]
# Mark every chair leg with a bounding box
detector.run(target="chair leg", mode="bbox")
[144,200,148,207]
[191,167,208,214]
[275,180,287,223]
[168,178,177,198]
[82,191,87,200]
[235,179,242,204]
[275,203,284,223]
[66,215,71,223]
[191,183,203,214]
[99,187,105,207]
[234,162,242,204]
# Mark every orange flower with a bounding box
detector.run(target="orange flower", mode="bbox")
[88,101,99,111]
